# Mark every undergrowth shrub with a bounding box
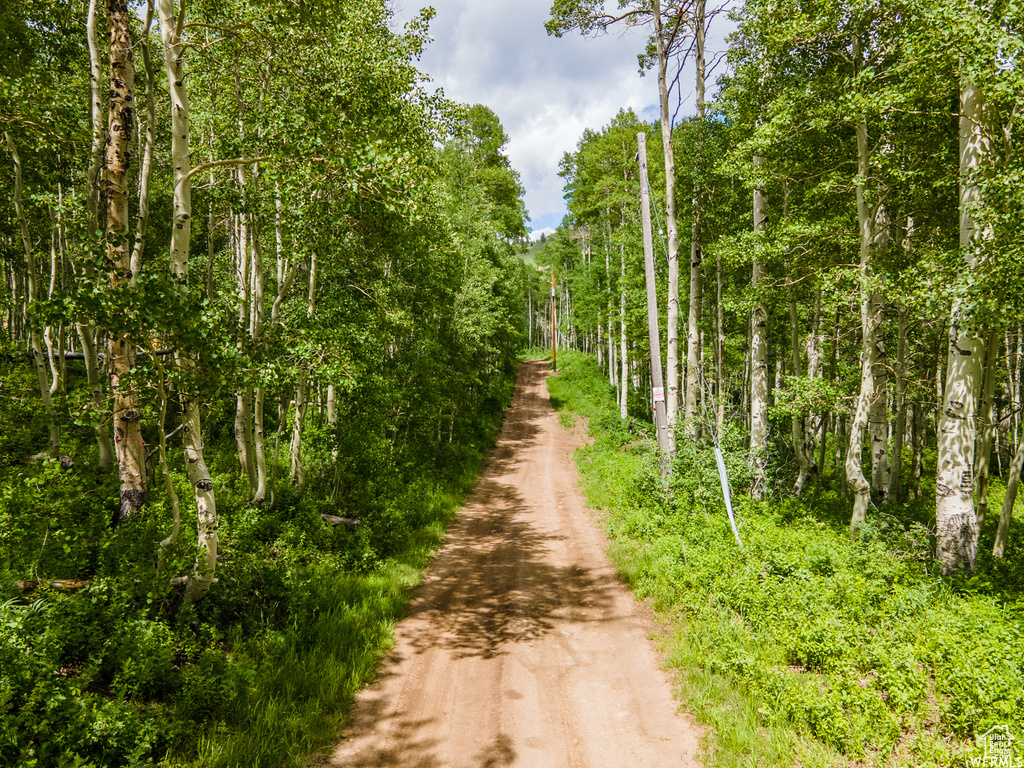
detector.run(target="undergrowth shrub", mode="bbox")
[550,351,1024,768]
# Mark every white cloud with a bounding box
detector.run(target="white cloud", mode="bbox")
[391,0,734,232]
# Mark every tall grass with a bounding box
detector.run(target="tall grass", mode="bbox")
[549,350,1024,768]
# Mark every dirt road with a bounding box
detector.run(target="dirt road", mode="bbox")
[328,360,701,768]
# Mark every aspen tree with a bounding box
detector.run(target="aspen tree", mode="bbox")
[750,156,769,496]
[105,0,147,523]
[934,81,988,572]
[159,0,218,604]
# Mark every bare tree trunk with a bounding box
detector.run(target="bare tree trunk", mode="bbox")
[291,371,308,492]
[638,132,670,466]
[103,0,147,524]
[750,156,769,497]
[934,80,988,573]
[994,438,1024,558]
[86,0,103,230]
[651,0,680,451]
[620,245,629,420]
[790,285,817,495]
[846,114,880,530]
[975,331,1001,526]
[683,0,706,436]
[715,251,725,434]
[888,304,910,503]
[910,402,925,500]
[159,0,218,604]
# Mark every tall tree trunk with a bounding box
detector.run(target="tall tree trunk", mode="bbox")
[105,0,146,524]
[129,0,156,285]
[651,0,680,451]
[291,371,308,492]
[620,245,629,420]
[684,0,707,435]
[715,251,725,434]
[750,156,769,497]
[975,331,1000,526]
[790,284,817,495]
[888,304,910,503]
[638,132,670,466]
[869,205,891,498]
[910,402,924,499]
[846,114,881,530]
[994,438,1024,558]
[935,80,987,573]
[159,0,217,604]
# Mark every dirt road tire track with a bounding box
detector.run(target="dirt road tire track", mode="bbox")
[327,360,702,767]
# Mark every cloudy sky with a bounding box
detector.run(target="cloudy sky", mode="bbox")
[390,1,734,240]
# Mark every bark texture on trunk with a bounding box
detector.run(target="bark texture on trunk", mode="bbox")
[935,80,987,573]
[846,119,880,530]
[105,0,146,523]
[975,331,1000,526]
[750,156,769,496]
[887,304,909,503]
[651,0,679,450]
[684,0,707,434]
[159,0,219,603]
[638,132,670,465]
[994,438,1024,558]
[620,247,629,421]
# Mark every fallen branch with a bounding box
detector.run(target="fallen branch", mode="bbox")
[321,514,360,530]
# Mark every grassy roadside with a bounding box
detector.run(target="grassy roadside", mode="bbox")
[548,350,1024,768]
[0,360,511,768]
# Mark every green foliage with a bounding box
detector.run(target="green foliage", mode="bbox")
[552,351,1024,768]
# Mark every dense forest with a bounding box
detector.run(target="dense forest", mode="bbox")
[533,0,1024,764]
[1,1,528,765]
[541,0,1024,566]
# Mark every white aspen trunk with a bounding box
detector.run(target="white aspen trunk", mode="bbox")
[105,0,146,523]
[750,156,769,497]
[715,251,725,434]
[253,386,268,505]
[77,325,113,469]
[251,222,269,505]
[994,438,1024,558]
[6,133,59,458]
[869,205,891,498]
[270,391,289,508]
[86,0,103,230]
[790,286,817,495]
[1016,324,1022,451]
[888,304,910,503]
[291,371,308,492]
[288,251,318,493]
[45,220,60,396]
[975,331,1000,526]
[638,132,670,465]
[684,0,707,435]
[129,0,155,285]
[651,0,679,452]
[934,80,987,573]
[1006,327,1018,454]
[159,0,218,604]
[155,356,181,574]
[846,116,880,530]
[620,246,629,420]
